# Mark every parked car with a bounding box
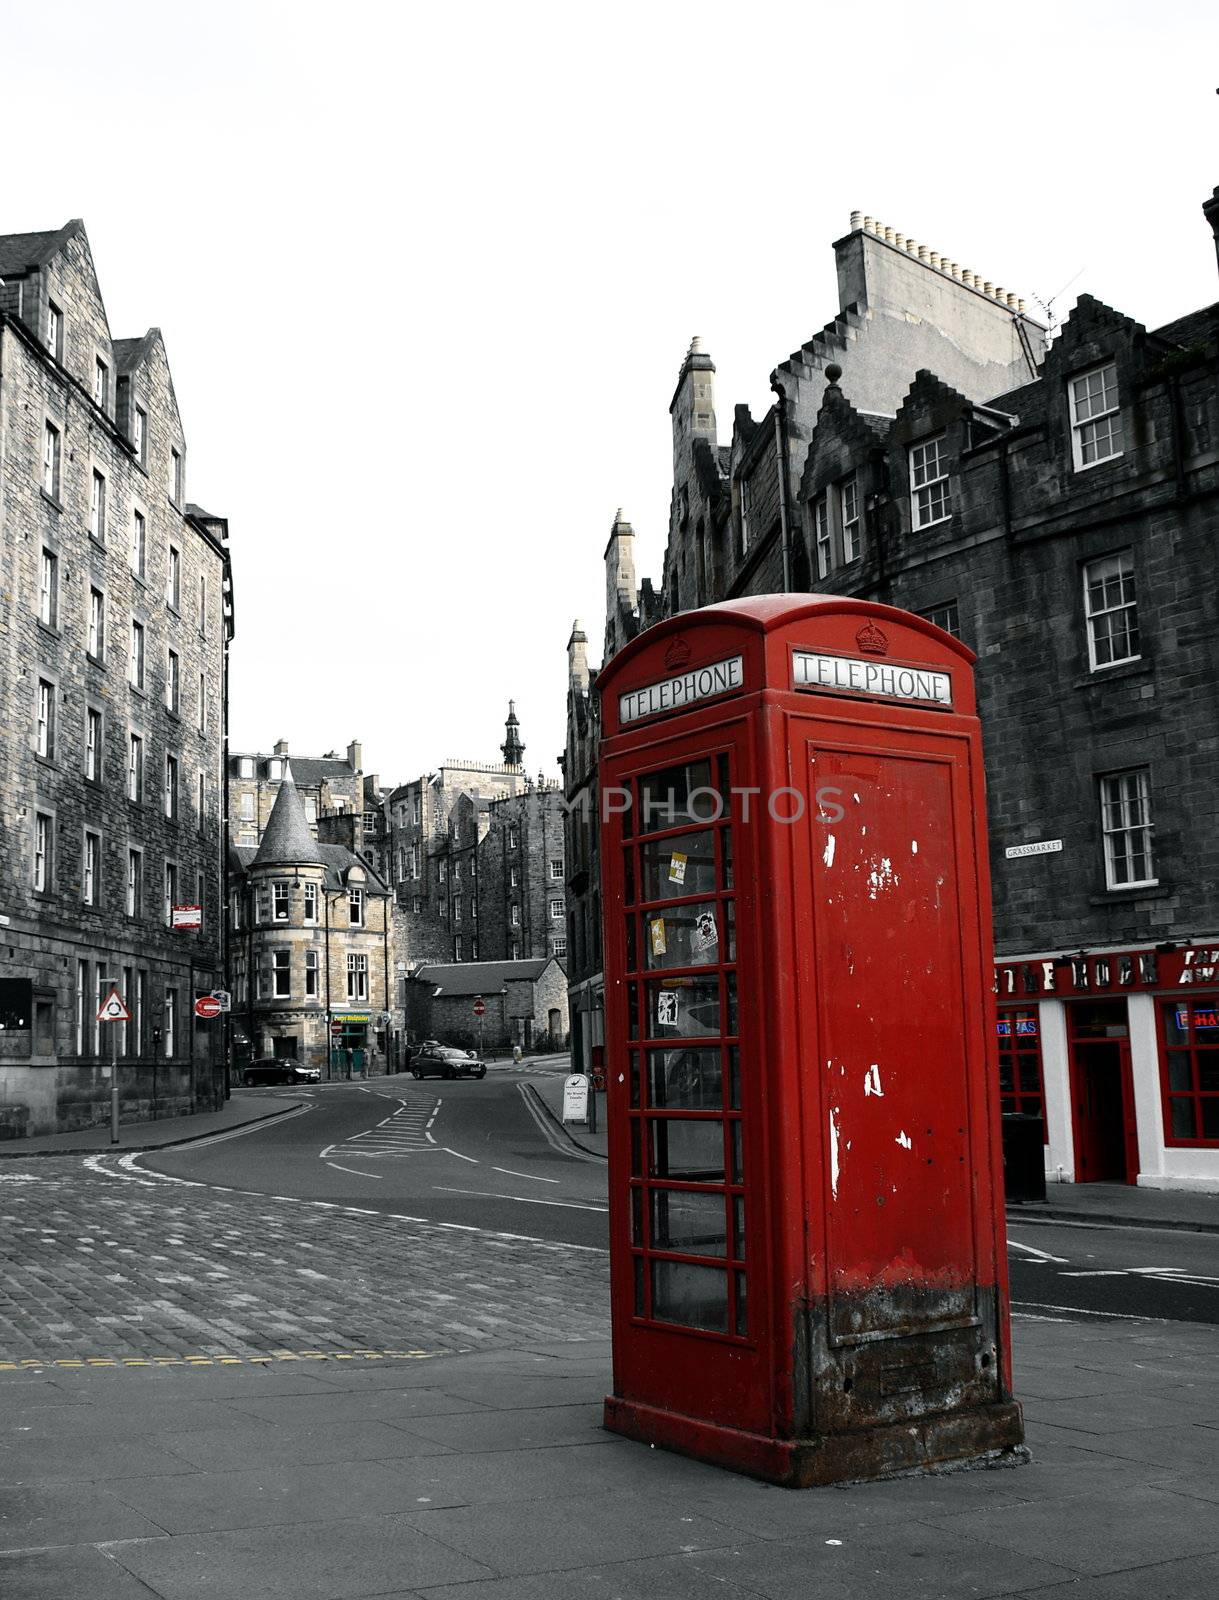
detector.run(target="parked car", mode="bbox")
[242,1061,321,1086]
[411,1044,486,1080]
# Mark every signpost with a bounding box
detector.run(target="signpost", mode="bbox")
[96,987,130,1144]
[473,995,485,1061]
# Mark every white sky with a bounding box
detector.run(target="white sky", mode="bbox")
[4,0,1216,786]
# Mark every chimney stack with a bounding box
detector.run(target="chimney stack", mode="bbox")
[347,740,363,772]
[568,620,590,694]
[1204,185,1219,277]
[273,738,289,756]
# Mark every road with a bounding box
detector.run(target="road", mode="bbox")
[144,1066,1219,1327]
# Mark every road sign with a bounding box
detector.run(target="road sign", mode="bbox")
[473,998,487,1018]
[562,1073,590,1123]
[96,987,130,1023]
[171,904,202,930]
[211,990,232,1013]
[330,1021,344,1036]
[194,995,222,1020]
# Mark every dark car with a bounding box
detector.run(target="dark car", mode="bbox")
[242,1061,321,1086]
[411,1045,486,1081]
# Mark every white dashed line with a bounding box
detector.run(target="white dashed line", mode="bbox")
[434,1185,609,1214]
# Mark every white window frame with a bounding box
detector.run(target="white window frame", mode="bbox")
[164,753,178,821]
[554,938,567,958]
[88,586,106,661]
[131,511,146,579]
[549,898,564,919]
[841,475,861,563]
[171,447,183,504]
[813,495,832,578]
[238,756,255,779]
[1070,362,1123,471]
[909,435,951,529]
[47,301,62,358]
[42,420,60,499]
[94,357,109,409]
[166,545,181,611]
[85,707,102,782]
[346,953,368,1002]
[36,677,54,759]
[348,887,364,926]
[134,405,148,467]
[126,848,142,918]
[273,882,291,922]
[550,858,564,880]
[164,861,178,927]
[129,732,144,801]
[39,547,58,627]
[303,882,319,924]
[272,949,291,998]
[305,950,319,997]
[1083,550,1139,672]
[1100,768,1156,890]
[129,620,145,689]
[34,812,51,892]
[90,470,106,542]
[164,990,176,1058]
[83,830,100,907]
[166,648,180,714]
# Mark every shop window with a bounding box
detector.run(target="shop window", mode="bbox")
[1161,1000,1219,1145]
[997,1008,1046,1136]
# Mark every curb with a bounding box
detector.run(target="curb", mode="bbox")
[523,1082,607,1160]
[0,1095,307,1160]
[1006,1202,1219,1236]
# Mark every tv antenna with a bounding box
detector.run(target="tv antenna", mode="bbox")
[1029,266,1085,333]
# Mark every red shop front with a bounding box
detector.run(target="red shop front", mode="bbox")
[596,595,1023,1486]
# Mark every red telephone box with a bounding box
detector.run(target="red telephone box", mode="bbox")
[596,595,1023,1485]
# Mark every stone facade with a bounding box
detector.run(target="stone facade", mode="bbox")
[403,957,569,1053]
[0,221,232,1138]
[227,775,400,1076]
[567,191,1219,1188]
[229,738,366,852]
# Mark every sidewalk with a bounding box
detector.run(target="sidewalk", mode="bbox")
[0,1090,304,1159]
[529,1074,1219,1233]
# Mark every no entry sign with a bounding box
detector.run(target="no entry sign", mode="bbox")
[330,1021,344,1036]
[473,998,486,1017]
[194,995,222,1020]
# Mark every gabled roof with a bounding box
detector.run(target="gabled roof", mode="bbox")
[0,220,82,277]
[290,757,355,786]
[253,775,323,868]
[1151,304,1218,349]
[412,958,560,997]
[112,331,158,375]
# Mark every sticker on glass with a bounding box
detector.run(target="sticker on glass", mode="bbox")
[668,852,688,885]
[649,918,667,957]
[656,990,680,1027]
[691,911,718,953]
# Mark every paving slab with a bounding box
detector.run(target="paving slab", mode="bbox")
[0,1544,166,1599]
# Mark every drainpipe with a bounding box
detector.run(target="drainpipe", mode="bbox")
[770,371,793,593]
[324,887,332,1080]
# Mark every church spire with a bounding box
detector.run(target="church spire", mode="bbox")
[501,700,525,769]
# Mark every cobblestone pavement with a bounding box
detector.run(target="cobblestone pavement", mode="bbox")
[0,1155,609,1363]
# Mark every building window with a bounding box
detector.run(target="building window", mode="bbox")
[85,707,102,781]
[47,301,62,359]
[90,470,106,542]
[1084,551,1139,670]
[550,858,564,880]
[164,990,177,1058]
[240,792,255,822]
[238,756,255,779]
[198,574,207,635]
[510,939,521,961]
[510,903,521,927]
[549,898,564,918]
[129,620,145,689]
[166,648,180,714]
[454,936,463,961]
[170,447,183,504]
[348,887,364,925]
[131,511,146,578]
[347,954,368,1001]
[273,950,291,998]
[267,758,284,781]
[452,859,461,884]
[997,1009,1044,1124]
[813,495,832,578]
[134,405,148,468]
[470,896,477,922]
[909,435,951,529]
[554,938,567,958]
[164,862,178,927]
[273,882,290,921]
[164,754,179,820]
[509,866,520,888]
[454,899,462,926]
[128,732,144,801]
[127,849,142,918]
[507,827,520,849]
[94,357,109,409]
[34,813,52,892]
[165,545,181,610]
[919,600,962,639]
[88,587,106,661]
[1070,362,1123,470]
[305,950,319,997]
[1161,1000,1219,1145]
[1100,768,1154,889]
[303,882,319,923]
[438,894,448,917]
[841,476,861,563]
[410,844,419,878]
[36,678,55,758]
[42,421,60,499]
[197,673,206,732]
[197,772,206,833]
[438,859,447,883]
[83,830,100,906]
[740,478,751,555]
[39,547,58,627]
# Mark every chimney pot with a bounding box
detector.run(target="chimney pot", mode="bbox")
[893,232,905,248]
[1017,298,1027,313]
[905,237,917,254]
[849,210,862,229]
[983,281,994,295]
[949,262,961,279]
[917,246,929,262]
[883,226,894,243]
[929,251,941,268]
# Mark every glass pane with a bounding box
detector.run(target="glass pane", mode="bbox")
[647,1047,722,1109]
[1071,1003,1128,1039]
[725,972,738,1036]
[1170,1098,1197,1140]
[733,1195,746,1261]
[647,976,721,1037]
[625,915,638,972]
[651,1260,728,1333]
[728,1046,740,1110]
[998,1057,1015,1094]
[623,847,635,902]
[629,1118,642,1175]
[633,1255,645,1316]
[630,1188,643,1245]
[629,1051,640,1108]
[1167,1051,1194,1093]
[1201,1099,1219,1141]
[720,828,734,890]
[637,759,724,835]
[640,832,717,901]
[731,1120,744,1182]
[628,982,639,1040]
[650,1189,727,1257]
[644,902,725,970]
[1018,1057,1042,1095]
[650,1118,724,1182]
[1199,1057,1219,1094]
[734,1270,748,1336]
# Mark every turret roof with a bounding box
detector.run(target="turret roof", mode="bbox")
[252,772,323,868]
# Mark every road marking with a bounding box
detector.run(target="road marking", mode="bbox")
[1060,1270,1129,1277]
[492,1166,560,1184]
[321,1162,384,1179]
[166,1103,315,1150]
[434,1185,609,1214]
[516,1084,604,1165]
[443,1148,479,1163]
[1008,1239,1070,1264]
[0,1348,444,1371]
[1010,1299,1171,1324]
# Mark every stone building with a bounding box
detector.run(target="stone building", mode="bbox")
[566,187,1219,1191]
[0,220,233,1138]
[403,956,568,1054]
[229,738,367,850]
[374,705,567,971]
[227,773,399,1075]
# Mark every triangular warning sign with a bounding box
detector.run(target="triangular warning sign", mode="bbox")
[96,987,130,1023]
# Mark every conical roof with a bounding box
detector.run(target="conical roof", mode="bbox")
[252,771,323,868]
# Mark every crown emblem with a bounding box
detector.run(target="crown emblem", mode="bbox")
[664,636,692,669]
[855,622,888,656]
